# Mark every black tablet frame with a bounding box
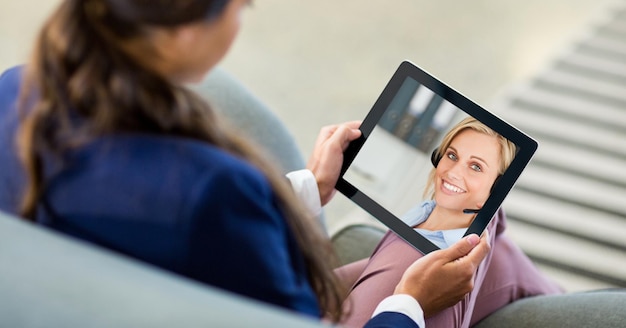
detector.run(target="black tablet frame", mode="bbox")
[336,60,538,254]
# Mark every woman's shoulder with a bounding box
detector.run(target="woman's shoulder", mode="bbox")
[0,66,23,94]
[79,134,271,198]
[75,133,260,182]
[49,134,275,230]
[87,134,264,178]
[0,66,23,122]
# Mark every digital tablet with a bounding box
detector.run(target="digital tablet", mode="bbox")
[336,60,537,254]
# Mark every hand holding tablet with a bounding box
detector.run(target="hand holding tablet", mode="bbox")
[336,61,537,254]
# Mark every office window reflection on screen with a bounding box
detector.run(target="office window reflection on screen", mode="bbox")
[344,78,463,220]
[378,79,457,153]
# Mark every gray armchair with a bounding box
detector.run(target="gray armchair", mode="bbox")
[1,67,624,327]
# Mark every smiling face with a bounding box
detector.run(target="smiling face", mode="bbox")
[434,129,501,212]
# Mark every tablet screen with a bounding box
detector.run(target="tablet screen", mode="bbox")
[336,61,537,254]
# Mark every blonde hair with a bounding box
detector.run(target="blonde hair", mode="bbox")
[423,116,516,199]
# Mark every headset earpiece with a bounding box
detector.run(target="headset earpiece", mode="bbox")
[430,147,441,168]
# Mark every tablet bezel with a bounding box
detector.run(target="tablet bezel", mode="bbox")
[336,60,537,254]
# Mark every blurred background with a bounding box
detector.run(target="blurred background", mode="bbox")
[2,0,624,292]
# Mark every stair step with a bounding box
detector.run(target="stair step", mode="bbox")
[530,139,626,188]
[505,220,626,287]
[577,33,626,58]
[504,189,626,249]
[515,165,626,218]
[499,85,626,131]
[534,263,619,292]
[502,107,626,160]
[556,51,626,83]
[535,68,626,107]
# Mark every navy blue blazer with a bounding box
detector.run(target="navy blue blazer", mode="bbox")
[0,66,419,327]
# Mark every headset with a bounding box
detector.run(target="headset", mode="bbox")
[430,147,444,168]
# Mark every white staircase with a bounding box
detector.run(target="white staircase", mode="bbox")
[493,2,626,291]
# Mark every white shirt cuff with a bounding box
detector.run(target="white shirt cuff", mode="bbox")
[372,294,425,328]
[285,169,322,217]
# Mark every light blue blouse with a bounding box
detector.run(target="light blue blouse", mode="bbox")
[400,200,466,249]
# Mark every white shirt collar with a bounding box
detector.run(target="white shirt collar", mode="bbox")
[400,200,465,248]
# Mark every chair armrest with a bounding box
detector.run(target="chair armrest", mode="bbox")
[473,290,626,328]
[0,211,325,328]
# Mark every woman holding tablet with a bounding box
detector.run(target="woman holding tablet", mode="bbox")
[337,117,562,328]
[0,0,492,327]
